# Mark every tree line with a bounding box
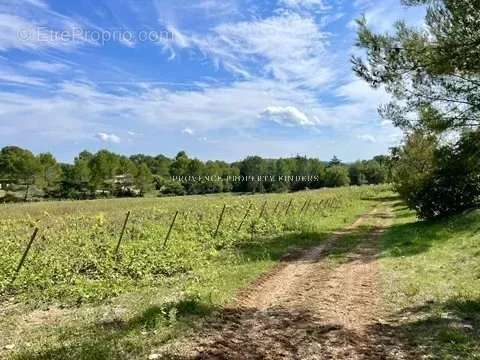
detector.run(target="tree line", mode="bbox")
[0,146,390,202]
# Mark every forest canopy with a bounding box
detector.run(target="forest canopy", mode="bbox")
[0,146,389,201]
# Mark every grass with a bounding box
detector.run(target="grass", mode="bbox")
[380,202,480,359]
[0,186,390,359]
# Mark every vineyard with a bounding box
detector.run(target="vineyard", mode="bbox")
[0,186,387,305]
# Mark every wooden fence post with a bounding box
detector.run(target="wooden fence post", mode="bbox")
[238,203,252,231]
[213,204,227,238]
[299,199,309,214]
[114,211,131,255]
[11,227,39,284]
[259,201,268,218]
[304,199,312,214]
[272,201,281,215]
[164,210,179,248]
[285,199,293,215]
[316,200,324,213]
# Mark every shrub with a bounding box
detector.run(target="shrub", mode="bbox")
[325,165,350,187]
[400,131,480,219]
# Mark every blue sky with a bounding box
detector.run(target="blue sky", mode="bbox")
[0,0,424,163]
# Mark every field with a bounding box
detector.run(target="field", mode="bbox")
[2,187,478,359]
[380,203,480,359]
[0,186,388,359]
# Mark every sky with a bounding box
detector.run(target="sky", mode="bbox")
[0,0,425,163]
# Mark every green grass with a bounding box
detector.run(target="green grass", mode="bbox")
[0,186,390,359]
[380,203,480,359]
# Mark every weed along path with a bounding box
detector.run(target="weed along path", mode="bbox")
[159,205,416,360]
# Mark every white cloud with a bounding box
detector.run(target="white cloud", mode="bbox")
[262,106,314,127]
[0,0,399,157]
[279,0,329,10]
[351,0,426,32]
[96,132,121,143]
[0,71,394,146]
[182,127,194,135]
[23,60,69,73]
[336,78,389,104]
[23,0,48,8]
[0,67,45,86]
[118,37,136,48]
[163,13,333,87]
[357,134,376,143]
[0,2,94,52]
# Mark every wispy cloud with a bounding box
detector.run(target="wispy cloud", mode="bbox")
[23,60,69,73]
[357,134,376,143]
[350,0,425,32]
[0,1,95,52]
[279,0,330,10]
[0,0,409,162]
[163,12,333,87]
[0,66,45,86]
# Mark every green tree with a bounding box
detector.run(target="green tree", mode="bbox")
[238,156,267,193]
[308,159,326,188]
[169,151,190,177]
[60,156,93,199]
[130,154,172,176]
[72,157,91,186]
[135,163,154,195]
[325,165,350,187]
[328,155,342,167]
[354,0,480,218]
[391,131,438,206]
[408,131,480,218]
[363,160,387,184]
[353,0,480,132]
[0,146,41,200]
[89,150,120,194]
[37,153,62,190]
[349,161,368,185]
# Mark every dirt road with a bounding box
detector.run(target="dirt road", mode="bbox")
[160,206,417,359]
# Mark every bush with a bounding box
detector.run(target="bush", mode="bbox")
[156,177,186,196]
[325,165,350,187]
[0,192,23,203]
[399,131,480,219]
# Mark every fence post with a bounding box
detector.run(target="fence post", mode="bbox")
[299,199,309,214]
[259,201,268,218]
[327,198,332,208]
[11,227,39,284]
[316,200,324,213]
[238,203,252,231]
[304,199,312,214]
[213,204,227,238]
[164,210,179,248]
[285,199,293,215]
[272,201,281,215]
[115,211,131,255]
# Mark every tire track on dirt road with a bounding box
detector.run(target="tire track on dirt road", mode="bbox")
[158,205,418,360]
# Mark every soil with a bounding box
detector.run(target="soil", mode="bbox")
[158,206,420,360]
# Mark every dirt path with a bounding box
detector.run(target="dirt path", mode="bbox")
[160,206,416,360]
